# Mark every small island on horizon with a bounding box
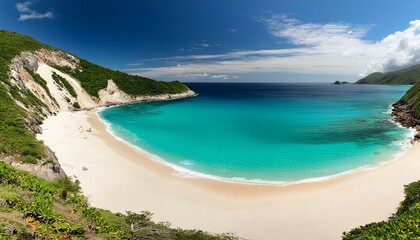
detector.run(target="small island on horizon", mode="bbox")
[333,81,350,84]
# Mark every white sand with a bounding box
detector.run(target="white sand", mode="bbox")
[36,63,97,110]
[37,110,420,240]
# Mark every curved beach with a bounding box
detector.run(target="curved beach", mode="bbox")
[37,109,420,240]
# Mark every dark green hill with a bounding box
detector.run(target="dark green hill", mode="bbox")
[356,64,420,85]
[400,79,420,118]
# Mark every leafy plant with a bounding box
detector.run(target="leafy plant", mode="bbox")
[343,180,420,239]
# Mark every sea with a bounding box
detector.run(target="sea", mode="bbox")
[98,83,414,185]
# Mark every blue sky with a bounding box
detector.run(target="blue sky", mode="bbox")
[2,0,420,82]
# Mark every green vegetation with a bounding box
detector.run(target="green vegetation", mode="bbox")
[0,30,53,85]
[52,71,77,98]
[0,161,239,239]
[0,83,46,160]
[343,180,420,239]
[56,59,189,98]
[356,64,420,85]
[0,31,52,161]
[72,102,80,109]
[401,80,420,118]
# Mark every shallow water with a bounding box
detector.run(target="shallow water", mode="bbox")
[98,83,412,184]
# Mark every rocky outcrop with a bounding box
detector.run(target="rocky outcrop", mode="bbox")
[1,145,65,181]
[8,49,81,114]
[98,79,196,107]
[392,101,420,141]
[5,50,83,180]
[10,49,79,73]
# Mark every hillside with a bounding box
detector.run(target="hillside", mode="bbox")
[0,31,239,239]
[345,67,420,238]
[356,64,420,85]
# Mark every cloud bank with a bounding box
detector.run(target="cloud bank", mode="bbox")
[364,20,420,74]
[127,15,420,81]
[16,2,55,21]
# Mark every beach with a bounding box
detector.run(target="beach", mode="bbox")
[37,109,420,240]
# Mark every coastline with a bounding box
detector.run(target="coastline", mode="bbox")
[37,107,420,240]
[95,100,416,187]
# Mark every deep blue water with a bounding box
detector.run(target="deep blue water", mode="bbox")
[98,83,412,184]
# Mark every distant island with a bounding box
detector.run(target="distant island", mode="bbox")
[333,81,350,84]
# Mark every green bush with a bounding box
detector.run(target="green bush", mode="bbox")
[21,155,37,164]
[72,102,80,109]
[343,180,420,239]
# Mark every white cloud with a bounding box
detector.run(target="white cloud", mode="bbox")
[16,1,55,21]
[127,16,420,81]
[363,20,420,74]
[210,74,239,80]
[260,14,369,47]
[184,73,210,78]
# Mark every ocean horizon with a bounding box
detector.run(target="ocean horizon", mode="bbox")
[98,83,413,185]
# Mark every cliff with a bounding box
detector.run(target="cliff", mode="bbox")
[0,31,195,181]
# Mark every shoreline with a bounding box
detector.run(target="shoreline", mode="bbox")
[37,107,420,240]
[95,102,416,187]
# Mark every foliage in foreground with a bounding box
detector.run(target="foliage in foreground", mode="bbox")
[0,161,239,239]
[342,180,420,239]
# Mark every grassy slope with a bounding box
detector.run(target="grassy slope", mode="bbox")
[401,80,420,118]
[0,161,239,239]
[0,30,237,239]
[56,59,189,98]
[343,180,420,239]
[0,31,53,162]
[356,64,420,85]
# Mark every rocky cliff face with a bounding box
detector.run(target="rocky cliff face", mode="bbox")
[9,49,196,112]
[9,49,80,113]
[98,79,196,106]
[392,101,420,141]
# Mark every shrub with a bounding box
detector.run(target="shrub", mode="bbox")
[72,102,80,109]
[21,155,37,164]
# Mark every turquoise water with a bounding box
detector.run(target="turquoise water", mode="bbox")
[98,83,413,184]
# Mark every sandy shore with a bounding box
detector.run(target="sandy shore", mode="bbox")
[37,110,420,240]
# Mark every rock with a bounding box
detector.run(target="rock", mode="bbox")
[52,163,61,173]
[98,79,197,107]
[392,100,420,142]
[20,52,38,72]
[82,167,88,171]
